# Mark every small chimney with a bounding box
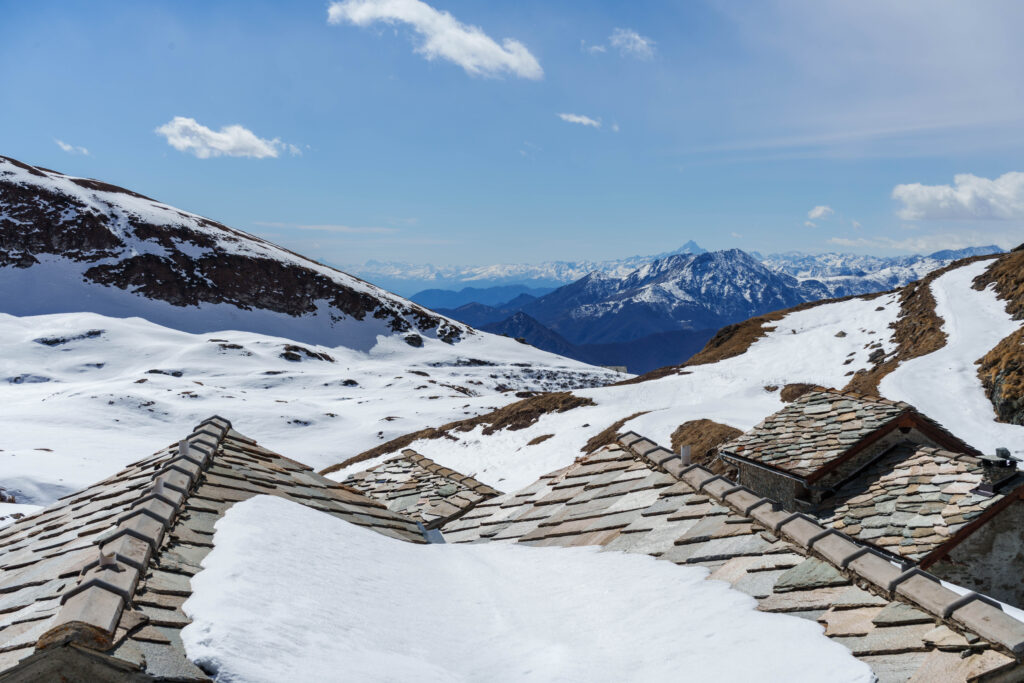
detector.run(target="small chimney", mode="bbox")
[976,447,1019,496]
[98,549,117,568]
[679,445,692,466]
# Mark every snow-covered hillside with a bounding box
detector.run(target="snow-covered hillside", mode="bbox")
[0,155,465,350]
[329,256,1024,492]
[0,310,618,517]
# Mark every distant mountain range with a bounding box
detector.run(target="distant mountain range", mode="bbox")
[350,241,707,296]
[432,245,1003,373]
[411,285,555,310]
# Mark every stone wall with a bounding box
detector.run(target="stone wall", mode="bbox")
[929,499,1024,610]
[732,460,806,510]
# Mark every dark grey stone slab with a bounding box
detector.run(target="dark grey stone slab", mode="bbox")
[773,557,849,593]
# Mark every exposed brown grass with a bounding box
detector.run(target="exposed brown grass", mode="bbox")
[972,248,1024,425]
[976,328,1024,425]
[581,411,649,454]
[527,434,554,446]
[973,248,1024,319]
[780,383,819,402]
[320,392,595,475]
[669,419,742,474]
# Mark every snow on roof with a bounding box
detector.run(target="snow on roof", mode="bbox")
[4,413,1023,681]
[181,493,872,683]
[719,388,974,479]
[0,416,423,680]
[442,432,1024,679]
[343,449,501,528]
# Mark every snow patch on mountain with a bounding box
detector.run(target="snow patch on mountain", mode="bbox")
[335,258,1024,491]
[880,260,1024,454]
[332,291,906,490]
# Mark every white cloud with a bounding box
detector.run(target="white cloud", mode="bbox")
[892,171,1024,220]
[253,222,397,234]
[804,221,817,228]
[54,139,88,156]
[731,231,743,238]
[558,113,601,128]
[807,205,834,220]
[828,230,1019,252]
[155,117,298,159]
[327,0,542,80]
[851,220,862,230]
[609,28,655,59]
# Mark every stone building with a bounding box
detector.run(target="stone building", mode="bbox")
[3,414,1023,682]
[443,431,1024,681]
[820,444,1024,608]
[342,449,501,528]
[718,388,977,511]
[0,417,426,681]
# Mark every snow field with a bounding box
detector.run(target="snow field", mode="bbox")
[0,310,616,512]
[181,495,873,683]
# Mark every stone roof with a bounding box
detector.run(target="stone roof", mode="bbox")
[342,449,501,528]
[442,431,1024,681]
[0,416,424,681]
[719,388,975,479]
[821,445,1024,563]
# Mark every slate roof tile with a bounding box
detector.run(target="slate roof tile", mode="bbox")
[341,450,501,529]
[719,389,971,478]
[820,444,1018,562]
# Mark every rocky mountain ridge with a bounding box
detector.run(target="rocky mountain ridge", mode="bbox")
[0,155,466,351]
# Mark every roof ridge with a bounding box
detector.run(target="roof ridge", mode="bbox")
[34,415,232,653]
[399,449,501,497]
[616,431,1024,661]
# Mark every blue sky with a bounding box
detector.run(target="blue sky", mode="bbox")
[3,0,1024,266]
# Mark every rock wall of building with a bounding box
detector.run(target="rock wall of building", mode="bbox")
[929,499,1024,610]
[734,461,805,510]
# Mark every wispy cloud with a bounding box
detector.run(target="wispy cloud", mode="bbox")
[828,230,1019,253]
[156,117,299,159]
[583,28,655,60]
[253,221,398,234]
[557,113,601,128]
[519,141,542,158]
[327,0,542,80]
[54,139,88,156]
[609,28,655,59]
[893,171,1024,220]
[808,205,834,220]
